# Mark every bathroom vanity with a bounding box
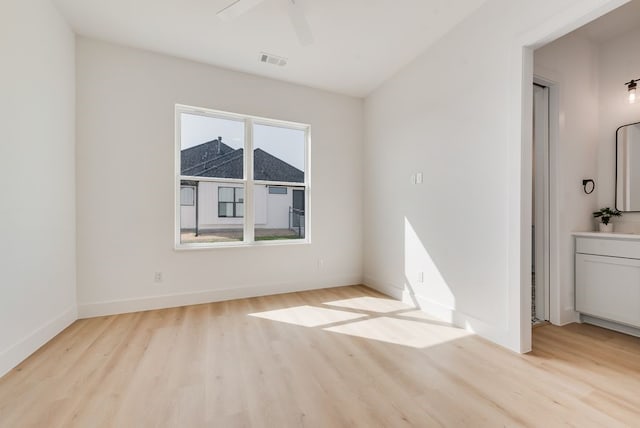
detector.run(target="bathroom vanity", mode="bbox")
[574,232,640,336]
[573,121,640,337]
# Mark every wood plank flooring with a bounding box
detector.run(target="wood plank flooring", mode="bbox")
[1,285,640,427]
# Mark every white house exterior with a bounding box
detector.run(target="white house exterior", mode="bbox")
[179,138,305,235]
[180,183,303,231]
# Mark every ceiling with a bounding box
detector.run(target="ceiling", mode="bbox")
[575,0,640,43]
[52,0,487,97]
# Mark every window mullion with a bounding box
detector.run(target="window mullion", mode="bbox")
[304,126,311,243]
[244,118,255,242]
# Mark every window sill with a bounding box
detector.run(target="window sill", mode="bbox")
[174,239,311,251]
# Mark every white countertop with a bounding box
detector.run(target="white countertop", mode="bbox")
[572,231,640,240]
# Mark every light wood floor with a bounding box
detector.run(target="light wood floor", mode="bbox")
[1,285,640,427]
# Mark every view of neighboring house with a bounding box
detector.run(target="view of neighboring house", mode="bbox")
[180,138,305,238]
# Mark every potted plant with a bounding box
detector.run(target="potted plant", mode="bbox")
[593,207,622,232]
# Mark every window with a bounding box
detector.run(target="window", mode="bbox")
[268,186,288,195]
[180,186,195,206]
[218,187,244,218]
[176,105,309,247]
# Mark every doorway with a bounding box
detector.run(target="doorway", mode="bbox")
[532,82,550,324]
[291,189,305,236]
[514,0,628,352]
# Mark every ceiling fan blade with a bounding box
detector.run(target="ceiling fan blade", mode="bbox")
[217,0,265,21]
[288,0,314,46]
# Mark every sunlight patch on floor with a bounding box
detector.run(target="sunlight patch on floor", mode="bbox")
[323,316,472,349]
[322,296,414,314]
[248,305,366,327]
[398,309,452,323]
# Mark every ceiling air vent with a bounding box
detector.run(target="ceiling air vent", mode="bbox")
[260,52,288,67]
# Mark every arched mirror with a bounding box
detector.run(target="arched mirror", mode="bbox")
[616,122,640,211]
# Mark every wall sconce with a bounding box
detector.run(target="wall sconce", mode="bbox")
[626,79,639,103]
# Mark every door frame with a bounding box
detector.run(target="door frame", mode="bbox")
[511,0,628,352]
[532,82,550,322]
[292,189,305,229]
[292,189,305,211]
[532,78,560,324]
[533,75,563,327]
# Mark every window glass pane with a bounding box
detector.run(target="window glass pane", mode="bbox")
[180,113,244,179]
[254,185,305,241]
[219,187,234,202]
[180,187,195,205]
[218,186,243,219]
[269,186,287,194]
[253,124,305,183]
[218,202,234,217]
[180,180,243,244]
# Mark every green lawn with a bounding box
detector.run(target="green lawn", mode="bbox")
[255,235,302,241]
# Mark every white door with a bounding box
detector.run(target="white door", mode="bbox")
[533,84,550,322]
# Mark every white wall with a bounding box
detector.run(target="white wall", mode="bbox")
[197,182,244,228]
[597,27,640,229]
[76,38,363,316]
[263,187,294,229]
[255,185,269,226]
[534,33,601,325]
[0,0,76,376]
[179,186,196,229]
[362,0,625,352]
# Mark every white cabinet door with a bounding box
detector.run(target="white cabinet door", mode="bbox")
[575,253,640,328]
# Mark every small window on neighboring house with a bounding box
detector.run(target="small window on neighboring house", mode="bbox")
[180,186,195,206]
[218,187,244,218]
[268,186,288,195]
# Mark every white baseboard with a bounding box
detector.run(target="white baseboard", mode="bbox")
[78,276,363,319]
[581,314,640,338]
[0,306,77,378]
[363,276,405,300]
[555,310,580,326]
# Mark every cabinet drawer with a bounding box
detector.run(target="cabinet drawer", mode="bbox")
[575,253,640,328]
[576,237,640,258]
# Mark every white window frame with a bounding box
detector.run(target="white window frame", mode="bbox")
[175,104,311,249]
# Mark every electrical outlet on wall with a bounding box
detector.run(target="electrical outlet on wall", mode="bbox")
[154,272,163,283]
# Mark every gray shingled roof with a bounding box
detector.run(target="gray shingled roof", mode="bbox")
[181,139,304,183]
[253,149,303,182]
